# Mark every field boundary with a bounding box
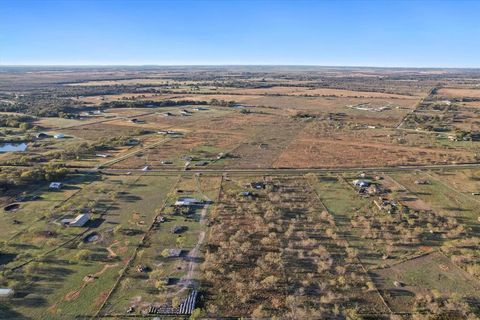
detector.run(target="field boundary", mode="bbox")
[395,86,437,130]
[305,175,394,315]
[95,175,182,317]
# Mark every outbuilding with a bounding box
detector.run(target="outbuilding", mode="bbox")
[175,197,202,206]
[49,182,63,190]
[95,153,110,158]
[251,182,265,189]
[158,130,182,135]
[36,132,49,139]
[352,179,370,188]
[61,214,90,227]
[0,288,14,299]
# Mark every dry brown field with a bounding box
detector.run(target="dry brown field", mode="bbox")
[437,87,480,99]
[273,137,474,168]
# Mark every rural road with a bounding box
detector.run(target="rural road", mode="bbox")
[84,162,480,176]
[5,162,480,176]
[166,174,210,297]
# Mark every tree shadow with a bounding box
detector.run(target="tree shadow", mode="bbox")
[0,304,30,319]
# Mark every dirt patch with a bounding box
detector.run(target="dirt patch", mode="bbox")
[94,291,110,308]
[106,240,119,258]
[65,287,83,301]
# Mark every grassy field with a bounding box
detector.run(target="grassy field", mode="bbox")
[99,174,221,316]
[0,174,177,319]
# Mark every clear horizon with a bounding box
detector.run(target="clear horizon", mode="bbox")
[2,0,480,68]
[1,64,480,70]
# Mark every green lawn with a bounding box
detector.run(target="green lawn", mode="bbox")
[1,174,177,319]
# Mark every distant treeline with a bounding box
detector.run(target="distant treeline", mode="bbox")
[0,92,238,118]
[0,95,86,117]
[100,99,237,109]
[5,129,151,167]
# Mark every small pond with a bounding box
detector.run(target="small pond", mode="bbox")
[0,142,28,152]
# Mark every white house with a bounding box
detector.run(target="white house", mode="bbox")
[175,197,202,206]
[95,153,110,158]
[0,288,14,298]
[54,133,65,139]
[158,130,181,135]
[352,179,370,188]
[61,213,90,227]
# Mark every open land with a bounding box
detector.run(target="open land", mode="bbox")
[0,66,479,319]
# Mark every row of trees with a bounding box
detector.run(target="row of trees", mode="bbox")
[442,237,480,280]
[99,98,237,109]
[351,200,466,261]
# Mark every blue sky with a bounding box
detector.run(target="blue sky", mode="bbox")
[1,0,479,67]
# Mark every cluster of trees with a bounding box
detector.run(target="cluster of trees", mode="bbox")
[413,292,478,319]
[100,99,209,109]
[208,99,237,107]
[292,112,316,119]
[4,130,151,166]
[99,98,237,110]
[0,94,86,117]
[0,114,35,130]
[0,114,38,142]
[52,85,163,98]
[351,202,466,260]
[0,91,240,119]
[452,129,480,142]
[405,113,452,132]
[443,237,480,279]
[202,177,373,318]
[0,164,69,190]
